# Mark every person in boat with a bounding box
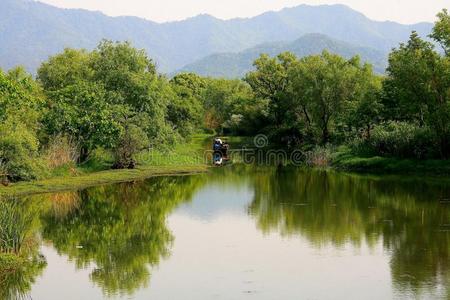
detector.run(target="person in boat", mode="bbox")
[212,138,229,165]
[213,138,223,151]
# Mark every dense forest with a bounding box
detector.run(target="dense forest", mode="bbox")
[0,9,449,183]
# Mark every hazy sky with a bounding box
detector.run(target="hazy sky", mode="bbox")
[37,0,449,24]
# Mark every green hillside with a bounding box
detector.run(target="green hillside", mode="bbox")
[177,34,388,77]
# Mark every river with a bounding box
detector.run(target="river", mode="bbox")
[1,165,450,299]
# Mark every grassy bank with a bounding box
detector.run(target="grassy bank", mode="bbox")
[0,165,208,197]
[0,134,213,197]
[331,148,450,175]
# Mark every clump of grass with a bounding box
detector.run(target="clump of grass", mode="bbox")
[0,200,36,255]
[44,135,79,169]
[305,145,334,167]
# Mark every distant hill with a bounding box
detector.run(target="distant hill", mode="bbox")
[176,33,388,78]
[0,0,432,73]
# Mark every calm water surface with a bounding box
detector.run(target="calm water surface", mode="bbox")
[2,165,450,299]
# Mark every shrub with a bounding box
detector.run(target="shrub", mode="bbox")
[304,145,334,167]
[113,124,149,169]
[0,121,43,182]
[351,121,438,159]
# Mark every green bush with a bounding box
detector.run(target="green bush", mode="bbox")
[0,121,45,182]
[351,121,438,159]
[113,124,149,169]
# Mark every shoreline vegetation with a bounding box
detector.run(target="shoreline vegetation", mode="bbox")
[2,138,450,196]
[0,133,213,196]
[0,165,208,197]
[331,148,450,175]
[1,10,450,195]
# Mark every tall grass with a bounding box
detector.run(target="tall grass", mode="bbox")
[0,200,36,255]
[44,135,79,169]
[304,145,334,167]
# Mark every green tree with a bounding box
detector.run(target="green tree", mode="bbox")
[44,81,124,161]
[0,69,43,181]
[113,119,149,169]
[37,48,92,91]
[430,9,450,56]
[289,52,366,144]
[89,41,176,146]
[202,78,259,134]
[37,41,183,164]
[345,68,383,139]
[168,73,205,136]
[384,32,450,157]
[245,52,297,129]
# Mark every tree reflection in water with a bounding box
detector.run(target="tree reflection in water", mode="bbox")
[40,175,204,296]
[1,166,450,299]
[246,167,450,298]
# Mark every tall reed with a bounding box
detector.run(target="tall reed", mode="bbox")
[0,200,36,255]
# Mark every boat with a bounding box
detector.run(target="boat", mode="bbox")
[212,138,230,166]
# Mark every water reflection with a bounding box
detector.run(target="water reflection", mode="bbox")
[39,176,204,296]
[245,167,450,298]
[1,166,450,299]
[0,199,46,300]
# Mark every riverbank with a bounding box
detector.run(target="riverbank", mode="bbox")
[0,165,208,196]
[0,134,213,197]
[3,135,450,197]
[331,149,450,175]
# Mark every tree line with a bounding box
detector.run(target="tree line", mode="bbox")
[0,9,449,182]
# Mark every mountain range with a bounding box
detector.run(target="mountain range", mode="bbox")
[0,0,433,75]
[177,33,389,77]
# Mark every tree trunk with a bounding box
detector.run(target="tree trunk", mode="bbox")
[322,126,329,145]
[79,146,90,163]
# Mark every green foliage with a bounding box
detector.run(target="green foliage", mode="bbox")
[38,41,183,163]
[202,78,265,134]
[384,31,450,158]
[168,73,205,136]
[245,52,296,128]
[44,81,124,161]
[430,9,450,56]
[244,51,381,145]
[351,122,437,159]
[0,120,43,182]
[113,123,149,169]
[290,52,374,144]
[0,69,44,181]
[37,48,92,91]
